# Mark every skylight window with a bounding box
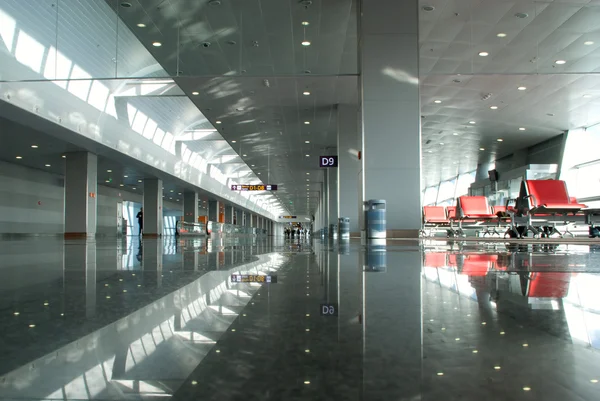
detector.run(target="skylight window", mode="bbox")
[15,31,45,73]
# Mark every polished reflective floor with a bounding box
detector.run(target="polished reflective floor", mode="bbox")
[0,236,600,400]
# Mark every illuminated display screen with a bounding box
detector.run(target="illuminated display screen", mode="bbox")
[231,274,278,283]
[231,184,278,191]
[279,215,298,219]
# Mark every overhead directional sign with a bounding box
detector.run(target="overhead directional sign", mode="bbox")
[231,184,278,191]
[320,156,338,168]
[279,215,298,219]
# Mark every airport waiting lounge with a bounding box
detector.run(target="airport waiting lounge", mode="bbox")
[1,1,600,400]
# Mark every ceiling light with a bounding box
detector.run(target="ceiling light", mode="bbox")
[497,138,503,142]
[152,42,162,47]
[62,155,66,158]
[453,132,458,136]
[304,121,310,125]
[490,106,498,110]
[119,184,124,187]
[120,2,132,7]
[31,145,38,148]
[494,366,501,370]
[436,372,444,376]
[518,86,527,91]
[422,5,435,12]
[124,175,128,178]
[232,140,237,143]
[584,41,595,46]
[301,41,311,46]
[306,173,310,175]
[107,169,112,173]
[137,23,146,28]
[469,121,476,124]
[439,142,444,145]
[515,12,529,19]
[305,140,310,144]
[303,91,310,96]
[583,94,592,98]
[258,172,261,175]
[522,387,531,392]
[138,179,142,183]
[591,379,598,383]
[243,154,247,156]
[216,121,222,124]
[15,156,22,159]
[479,148,485,151]
[497,33,507,38]
[192,91,199,95]
[302,21,310,26]
[434,100,442,104]
[305,154,310,157]
[519,127,526,131]
[555,59,566,65]
[45,164,51,167]
[251,164,255,167]
[478,51,489,57]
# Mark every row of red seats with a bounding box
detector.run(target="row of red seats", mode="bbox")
[422,180,590,238]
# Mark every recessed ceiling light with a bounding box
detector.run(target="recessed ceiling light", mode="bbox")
[192,91,199,95]
[232,140,237,143]
[519,127,526,131]
[518,86,527,91]
[453,132,458,136]
[15,156,22,159]
[243,154,247,157]
[302,21,310,26]
[257,172,261,175]
[31,145,38,148]
[497,33,507,38]
[301,41,311,46]
[497,138,503,142]
[305,140,310,144]
[469,121,476,124]
[62,155,66,158]
[434,100,442,104]
[440,142,444,145]
[305,154,310,157]
[555,59,566,65]
[490,106,498,110]
[478,51,489,57]
[251,164,255,167]
[107,169,112,173]
[515,12,529,19]
[137,23,146,28]
[119,184,124,187]
[152,42,162,47]
[479,148,485,151]
[422,5,435,12]
[215,121,222,124]
[304,121,310,125]
[303,91,310,96]
[522,387,531,392]
[138,179,142,183]
[124,175,128,178]
[306,173,310,175]
[584,41,595,46]
[45,164,51,167]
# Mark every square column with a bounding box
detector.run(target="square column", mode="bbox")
[224,205,234,224]
[208,200,220,222]
[337,104,360,235]
[233,208,239,225]
[143,178,163,237]
[360,0,421,238]
[322,174,329,235]
[64,152,97,238]
[183,191,199,223]
[328,168,339,228]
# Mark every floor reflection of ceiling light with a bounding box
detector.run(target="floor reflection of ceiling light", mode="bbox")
[522,387,531,391]
[437,372,444,376]
[472,350,478,353]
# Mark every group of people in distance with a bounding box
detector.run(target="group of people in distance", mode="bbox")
[285,226,309,239]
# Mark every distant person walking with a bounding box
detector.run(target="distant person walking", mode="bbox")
[136,207,143,236]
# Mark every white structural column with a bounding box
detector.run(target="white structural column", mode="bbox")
[322,172,329,235]
[183,191,199,223]
[143,178,163,237]
[359,0,421,238]
[64,152,97,238]
[327,168,339,234]
[337,104,360,235]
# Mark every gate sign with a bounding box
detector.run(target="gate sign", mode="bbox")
[320,156,338,168]
[320,303,338,316]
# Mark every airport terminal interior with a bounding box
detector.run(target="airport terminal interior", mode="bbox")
[2,0,600,400]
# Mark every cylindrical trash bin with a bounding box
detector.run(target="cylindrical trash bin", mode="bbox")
[364,200,386,239]
[338,217,350,239]
[329,224,338,239]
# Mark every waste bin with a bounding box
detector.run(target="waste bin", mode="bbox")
[338,217,350,239]
[329,224,338,239]
[364,200,386,239]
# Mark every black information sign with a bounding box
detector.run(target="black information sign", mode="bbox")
[230,184,278,191]
[320,303,338,316]
[231,274,278,283]
[319,156,338,168]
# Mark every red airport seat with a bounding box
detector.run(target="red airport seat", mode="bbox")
[458,196,496,219]
[423,206,448,224]
[520,180,587,215]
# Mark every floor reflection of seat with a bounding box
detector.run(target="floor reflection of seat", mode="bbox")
[528,272,571,298]
[460,254,498,276]
[424,253,447,268]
